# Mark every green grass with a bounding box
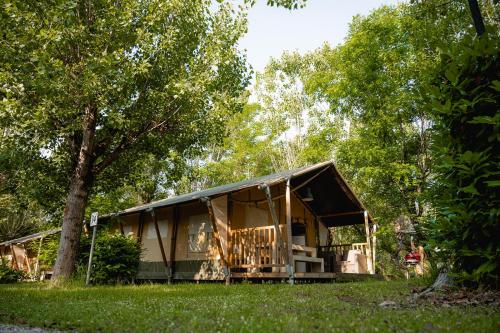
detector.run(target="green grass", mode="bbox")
[0,280,498,332]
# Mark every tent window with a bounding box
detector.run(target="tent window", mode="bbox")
[123,225,133,236]
[188,214,213,253]
[146,220,168,239]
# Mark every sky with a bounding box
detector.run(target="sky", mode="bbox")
[239,0,401,75]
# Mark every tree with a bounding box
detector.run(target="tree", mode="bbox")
[245,0,307,10]
[197,1,492,274]
[0,0,249,279]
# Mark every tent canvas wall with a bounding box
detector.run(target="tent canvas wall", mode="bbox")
[0,228,61,279]
[103,161,377,282]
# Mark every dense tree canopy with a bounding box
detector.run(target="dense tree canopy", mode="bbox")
[0,0,250,278]
[194,1,499,277]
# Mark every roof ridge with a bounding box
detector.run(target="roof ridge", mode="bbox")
[105,160,333,218]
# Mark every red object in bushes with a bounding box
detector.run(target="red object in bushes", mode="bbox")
[404,252,421,264]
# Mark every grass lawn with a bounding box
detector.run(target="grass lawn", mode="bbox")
[0,280,499,332]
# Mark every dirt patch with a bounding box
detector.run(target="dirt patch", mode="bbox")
[337,295,357,303]
[412,288,500,307]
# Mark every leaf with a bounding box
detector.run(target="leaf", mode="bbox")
[445,64,459,84]
[468,114,500,125]
[491,80,500,92]
[474,261,496,275]
[485,180,500,188]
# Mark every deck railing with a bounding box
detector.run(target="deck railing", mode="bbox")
[229,225,286,268]
[319,242,368,257]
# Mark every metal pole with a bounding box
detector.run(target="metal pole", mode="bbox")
[86,225,97,285]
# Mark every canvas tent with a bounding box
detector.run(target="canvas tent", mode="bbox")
[102,161,377,283]
[0,228,61,279]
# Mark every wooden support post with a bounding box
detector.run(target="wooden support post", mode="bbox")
[285,178,294,284]
[260,184,288,275]
[137,211,145,244]
[204,198,230,282]
[226,195,233,285]
[372,223,377,274]
[118,217,125,236]
[149,209,168,275]
[22,244,31,275]
[364,211,374,274]
[314,217,320,248]
[34,237,44,279]
[10,245,18,270]
[168,205,179,284]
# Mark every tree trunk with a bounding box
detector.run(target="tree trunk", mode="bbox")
[52,105,96,280]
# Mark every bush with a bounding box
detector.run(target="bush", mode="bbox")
[0,260,24,283]
[427,31,499,288]
[90,233,141,285]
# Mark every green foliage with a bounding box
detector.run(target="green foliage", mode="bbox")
[0,0,250,275]
[89,233,141,285]
[197,3,466,274]
[244,0,307,10]
[426,31,499,288]
[36,234,61,271]
[196,2,499,279]
[0,259,24,283]
[0,170,48,242]
[0,0,250,223]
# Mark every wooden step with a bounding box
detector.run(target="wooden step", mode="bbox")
[293,255,323,263]
[291,244,317,257]
[293,255,324,273]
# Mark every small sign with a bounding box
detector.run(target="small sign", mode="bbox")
[90,212,99,227]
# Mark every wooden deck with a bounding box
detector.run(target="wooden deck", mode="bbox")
[230,272,382,281]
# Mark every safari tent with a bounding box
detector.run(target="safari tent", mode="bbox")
[103,161,377,283]
[0,228,61,280]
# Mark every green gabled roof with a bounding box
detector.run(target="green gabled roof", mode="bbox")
[107,161,333,217]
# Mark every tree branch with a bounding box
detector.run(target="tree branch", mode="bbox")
[91,118,171,175]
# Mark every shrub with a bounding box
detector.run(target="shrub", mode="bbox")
[427,31,499,288]
[90,233,141,285]
[0,260,24,283]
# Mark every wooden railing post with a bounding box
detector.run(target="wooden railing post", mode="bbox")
[364,211,374,274]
